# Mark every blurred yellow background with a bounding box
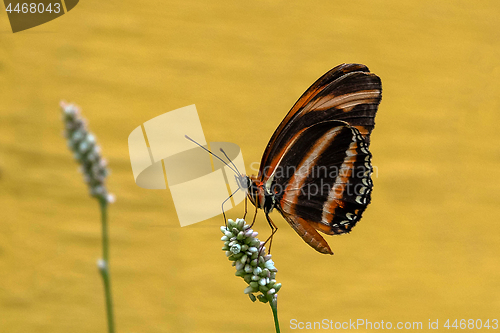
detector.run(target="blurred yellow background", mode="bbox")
[1,1,500,332]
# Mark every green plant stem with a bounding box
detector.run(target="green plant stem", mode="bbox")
[98,199,115,333]
[270,298,280,333]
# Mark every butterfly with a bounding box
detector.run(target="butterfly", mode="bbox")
[236,63,382,255]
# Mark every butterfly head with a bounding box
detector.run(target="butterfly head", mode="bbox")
[235,174,268,210]
[235,174,251,192]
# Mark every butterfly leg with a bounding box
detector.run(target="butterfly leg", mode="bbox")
[258,213,278,256]
[266,213,278,254]
[243,195,248,220]
[250,203,258,228]
[221,187,240,227]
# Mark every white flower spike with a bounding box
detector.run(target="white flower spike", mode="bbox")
[61,101,114,203]
[221,218,281,303]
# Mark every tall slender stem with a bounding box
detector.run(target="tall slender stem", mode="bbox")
[270,298,280,333]
[98,198,115,333]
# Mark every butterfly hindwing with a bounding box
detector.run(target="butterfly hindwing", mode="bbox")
[263,121,373,253]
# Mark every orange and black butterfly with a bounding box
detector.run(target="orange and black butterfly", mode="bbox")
[236,63,382,255]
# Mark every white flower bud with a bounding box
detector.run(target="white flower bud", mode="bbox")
[106,194,116,204]
[230,244,241,254]
[235,261,245,271]
[236,219,244,230]
[243,286,254,294]
[97,259,106,271]
[86,134,95,144]
[227,219,237,229]
[240,254,247,263]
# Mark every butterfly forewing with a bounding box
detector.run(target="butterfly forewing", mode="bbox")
[262,64,371,161]
[259,65,381,182]
[302,71,381,145]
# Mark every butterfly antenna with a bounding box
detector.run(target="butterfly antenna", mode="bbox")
[184,135,238,174]
[219,148,241,176]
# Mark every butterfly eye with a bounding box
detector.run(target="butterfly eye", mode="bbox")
[235,175,251,190]
[243,177,251,189]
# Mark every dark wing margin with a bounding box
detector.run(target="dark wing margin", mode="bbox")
[270,121,373,254]
[259,64,381,182]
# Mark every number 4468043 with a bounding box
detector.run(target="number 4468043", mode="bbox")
[5,3,62,14]
[443,319,498,330]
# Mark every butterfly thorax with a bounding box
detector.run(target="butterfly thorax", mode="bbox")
[236,175,276,214]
